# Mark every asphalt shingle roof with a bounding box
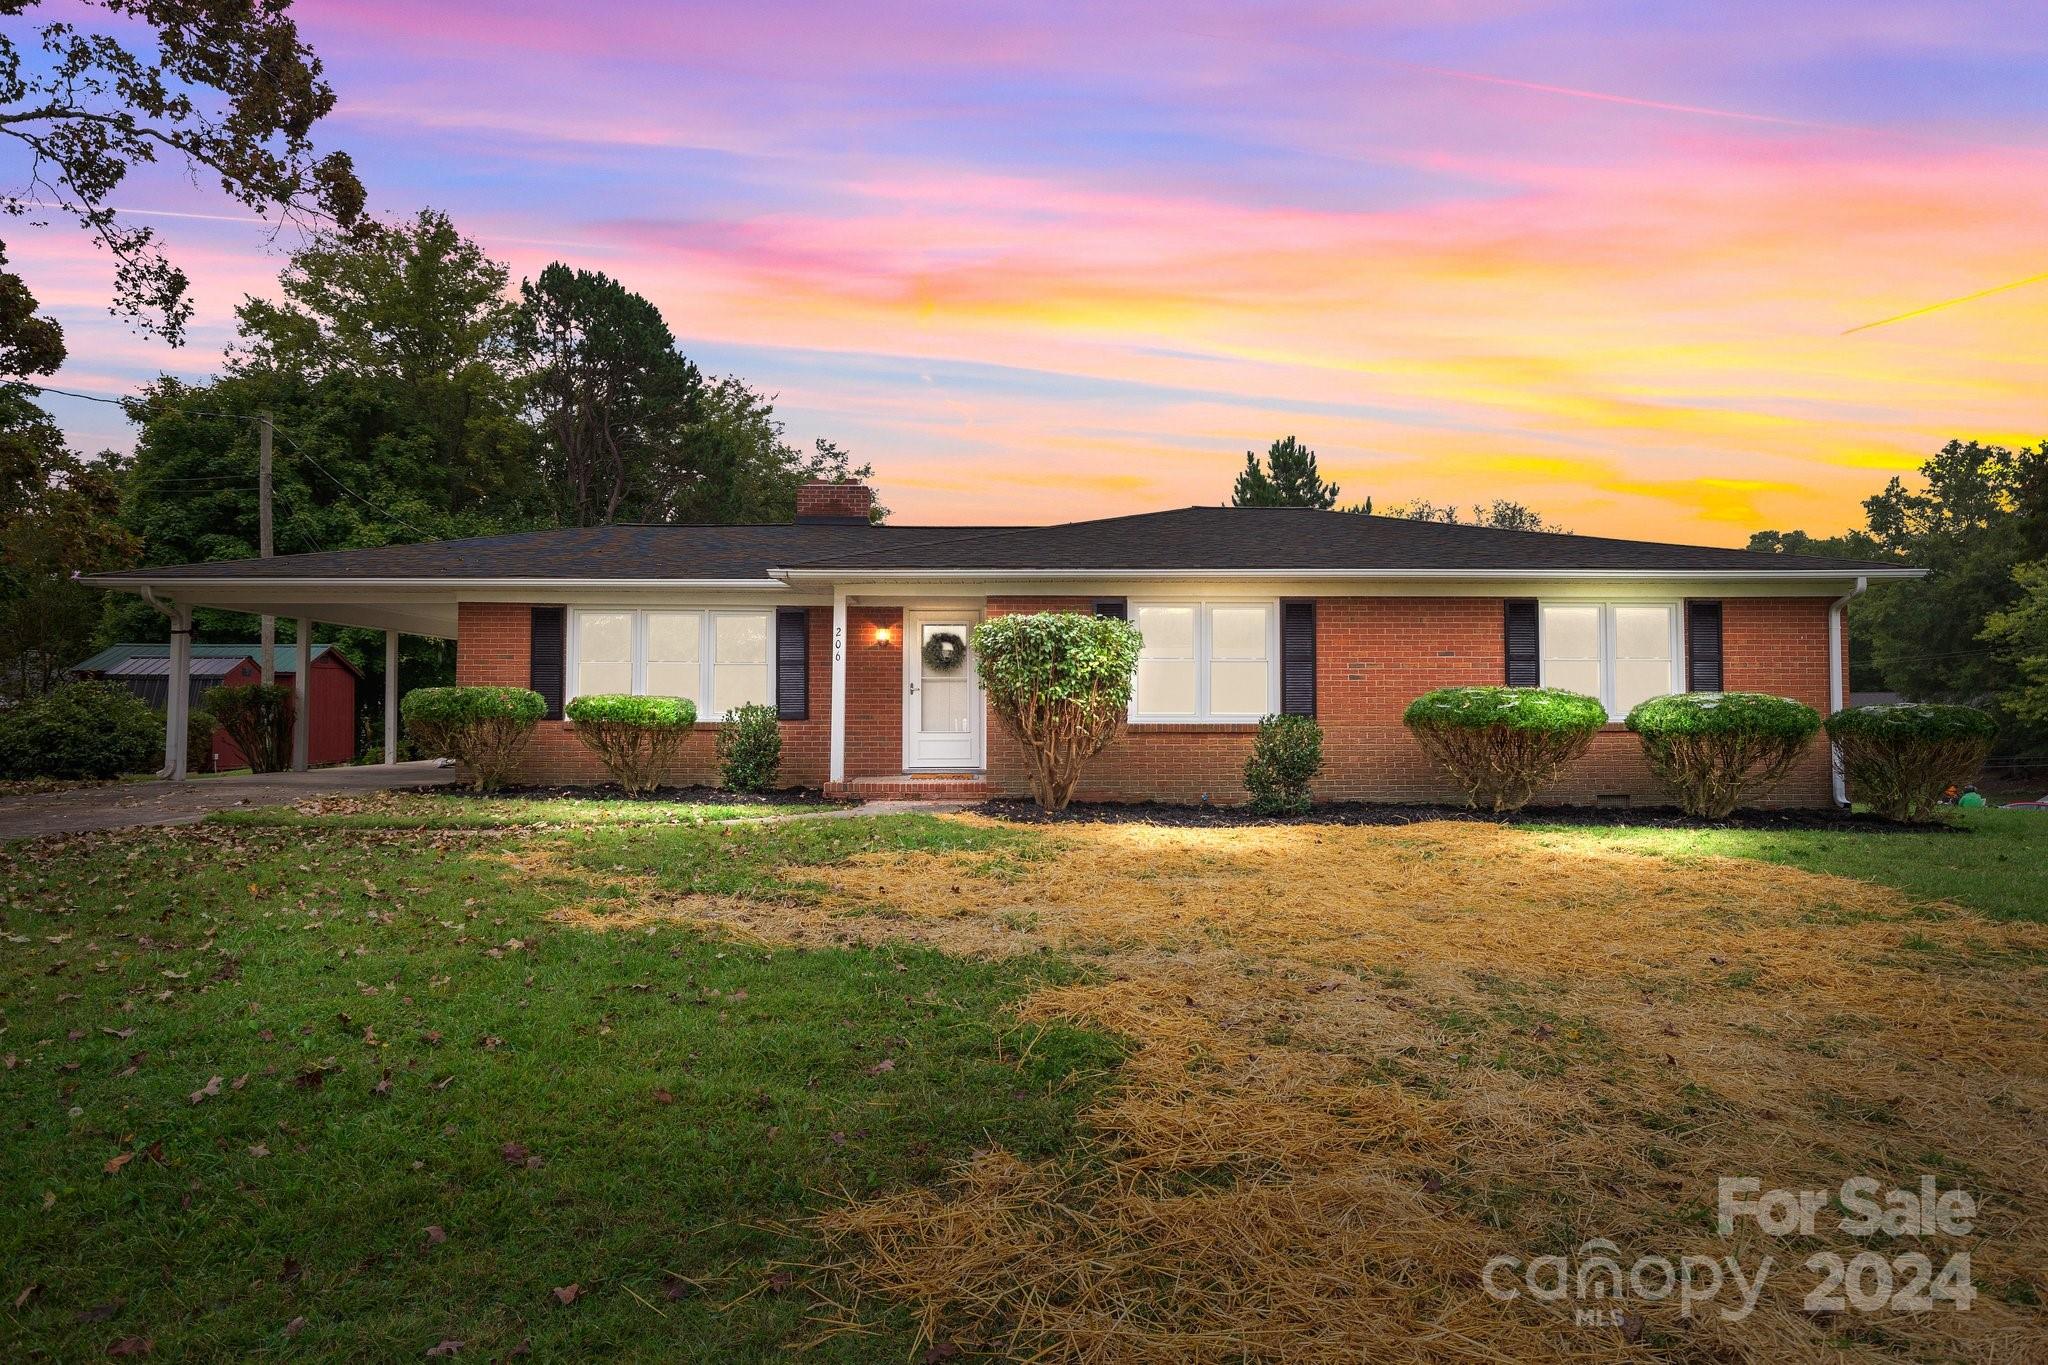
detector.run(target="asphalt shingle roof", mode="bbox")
[91,507,1909,582]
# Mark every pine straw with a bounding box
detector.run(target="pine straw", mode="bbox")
[555,818,2048,1361]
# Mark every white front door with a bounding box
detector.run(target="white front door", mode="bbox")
[903,611,983,769]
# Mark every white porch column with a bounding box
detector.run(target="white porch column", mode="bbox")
[829,586,848,785]
[165,602,193,781]
[383,630,400,765]
[292,618,313,771]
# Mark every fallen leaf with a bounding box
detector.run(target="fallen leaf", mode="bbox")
[864,1058,896,1076]
[372,1070,392,1096]
[279,1256,303,1284]
[499,1141,531,1167]
[651,1087,674,1105]
[14,1282,42,1309]
[103,1151,134,1175]
[551,1283,581,1305]
[422,1225,446,1249]
[284,1316,308,1337]
[107,1336,152,1357]
[76,1300,122,1323]
[425,1341,462,1358]
[247,1143,270,1159]
[188,1075,222,1105]
[764,1271,795,1294]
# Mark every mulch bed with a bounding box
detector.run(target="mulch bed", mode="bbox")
[977,797,1958,833]
[400,783,845,807]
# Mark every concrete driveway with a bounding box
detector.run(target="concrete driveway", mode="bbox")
[0,761,459,840]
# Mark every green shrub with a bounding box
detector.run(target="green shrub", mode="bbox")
[1625,692,1821,819]
[0,681,162,780]
[1825,703,1997,822]
[973,613,1142,812]
[1402,686,1606,812]
[564,693,697,795]
[206,682,295,773]
[402,686,547,792]
[1243,714,1323,815]
[187,706,218,774]
[715,702,783,792]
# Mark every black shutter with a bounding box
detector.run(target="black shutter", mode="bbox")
[1504,600,1539,687]
[1686,600,1724,692]
[1093,599,1127,620]
[529,607,566,719]
[1280,599,1316,715]
[776,607,809,720]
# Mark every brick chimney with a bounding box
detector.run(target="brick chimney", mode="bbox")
[793,479,875,525]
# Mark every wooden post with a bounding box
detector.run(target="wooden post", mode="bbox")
[258,412,275,683]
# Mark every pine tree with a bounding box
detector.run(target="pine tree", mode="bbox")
[1231,436,1340,509]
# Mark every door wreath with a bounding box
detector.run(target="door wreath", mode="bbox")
[921,631,968,674]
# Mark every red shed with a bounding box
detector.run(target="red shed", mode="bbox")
[68,643,361,770]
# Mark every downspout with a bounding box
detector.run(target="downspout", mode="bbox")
[1827,575,1868,807]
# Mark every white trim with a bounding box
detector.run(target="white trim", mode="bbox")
[829,587,848,784]
[772,567,1926,583]
[1128,599,1280,724]
[1828,576,1867,806]
[1538,599,1683,720]
[565,607,774,719]
[87,576,792,590]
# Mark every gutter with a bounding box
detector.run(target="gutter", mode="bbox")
[1827,575,1869,807]
[770,566,1928,583]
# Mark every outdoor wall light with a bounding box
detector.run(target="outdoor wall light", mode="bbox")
[874,625,894,646]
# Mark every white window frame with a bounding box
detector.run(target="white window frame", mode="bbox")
[1128,599,1280,724]
[566,608,774,720]
[1538,599,1684,720]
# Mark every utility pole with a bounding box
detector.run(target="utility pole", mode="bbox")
[258,412,275,683]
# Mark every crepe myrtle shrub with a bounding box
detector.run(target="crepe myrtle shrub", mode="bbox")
[565,694,698,796]
[973,612,1142,812]
[205,682,295,774]
[1825,703,1998,822]
[1625,692,1821,820]
[1402,686,1606,813]
[715,702,783,793]
[0,681,162,780]
[402,686,547,793]
[1243,714,1324,815]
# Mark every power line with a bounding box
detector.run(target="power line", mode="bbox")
[5,378,429,539]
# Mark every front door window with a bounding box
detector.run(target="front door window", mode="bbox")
[905,614,980,768]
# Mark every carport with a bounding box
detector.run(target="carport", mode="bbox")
[81,569,459,781]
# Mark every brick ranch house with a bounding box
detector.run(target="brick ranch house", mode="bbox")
[90,481,1920,806]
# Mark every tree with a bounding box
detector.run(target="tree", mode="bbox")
[1387,498,1567,532]
[517,263,702,526]
[0,391,135,700]
[1981,560,2048,726]
[1754,439,2048,751]
[671,379,882,524]
[0,0,363,353]
[1232,436,1340,509]
[0,246,65,377]
[972,612,1141,812]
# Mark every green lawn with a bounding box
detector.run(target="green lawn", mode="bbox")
[1523,807,2048,922]
[210,790,837,831]
[0,814,1113,1360]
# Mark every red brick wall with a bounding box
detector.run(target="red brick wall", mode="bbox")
[455,593,1843,807]
[979,594,1840,808]
[453,601,834,788]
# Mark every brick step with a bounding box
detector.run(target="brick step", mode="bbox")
[834,772,995,801]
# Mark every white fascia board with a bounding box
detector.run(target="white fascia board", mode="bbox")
[83,576,792,591]
[770,567,1926,583]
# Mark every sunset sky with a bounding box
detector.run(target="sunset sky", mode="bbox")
[21,0,2048,542]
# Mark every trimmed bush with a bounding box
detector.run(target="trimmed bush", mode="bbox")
[206,682,295,773]
[1825,703,1997,822]
[1625,692,1821,819]
[402,686,547,792]
[187,706,218,775]
[973,612,1141,812]
[716,702,783,792]
[1243,714,1323,815]
[564,693,697,795]
[1402,686,1606,812]
[0,681,162,779]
